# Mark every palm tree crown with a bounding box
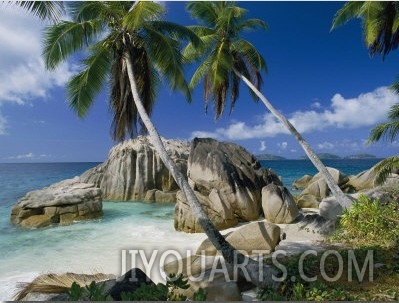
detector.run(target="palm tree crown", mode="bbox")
[184,1,267,118]
[43,1,198,141]
[332,1,399,59]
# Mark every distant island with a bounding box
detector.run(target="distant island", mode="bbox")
[298,153,377,160]
[343,154,377,159]
[256,154,287,160]
[257,153,378,161]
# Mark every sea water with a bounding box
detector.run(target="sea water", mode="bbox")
[0,159,381,300]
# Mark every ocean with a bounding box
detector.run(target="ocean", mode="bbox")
[0,159,381,300]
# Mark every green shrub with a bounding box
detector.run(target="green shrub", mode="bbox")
[331,194,399,247]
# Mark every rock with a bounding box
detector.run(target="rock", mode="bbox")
[80,136,189,201]
[319,195,355,220]
[297,168,349,207]
[174,138,281,233]
[296,194,320,209]
[154,190,176,203]
[195,221,281,256]
[10,177,102,228]
[163,255,242,301]
[292,174,312,190]
[174,190,238,233]
[261,184,300,224]
[347,169,376,191]
[311,167,349,187]
[107,268,154,301]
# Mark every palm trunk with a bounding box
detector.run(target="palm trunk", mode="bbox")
[124,52,279,288]
[236,71,352,209]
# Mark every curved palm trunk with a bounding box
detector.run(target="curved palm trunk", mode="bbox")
[237,72,352,209]
[124,52,279,288]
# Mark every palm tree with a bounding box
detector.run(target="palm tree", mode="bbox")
[332,2,399,185]
[184,1,352,208]
[42,1,278,288]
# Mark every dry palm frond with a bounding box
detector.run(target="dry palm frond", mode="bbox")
[14,272,115,301]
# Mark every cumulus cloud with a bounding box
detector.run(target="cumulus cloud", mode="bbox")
[0,6,72,105]
[190,87,399,140]
[259,141,267,152]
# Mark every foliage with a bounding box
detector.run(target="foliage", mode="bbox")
[65,273,207,301]
[65,281,111,301]
[9,1,64,23]
[121,283,168,301]
[184,1,267,118]
[331,194,399,247]
[43,1,198,141]
[332,1,399,59]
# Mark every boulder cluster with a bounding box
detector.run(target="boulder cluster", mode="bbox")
[11,136,398,235]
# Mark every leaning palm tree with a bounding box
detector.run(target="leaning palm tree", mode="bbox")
[42,1,278,288]
[184,1,352,208]
[332,2,399,185]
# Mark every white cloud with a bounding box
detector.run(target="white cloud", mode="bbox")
[317,141,335,150]
[259,141,267,152]
[311,101,321,109]
[278,141,288,150]
[0,112,6,135]
[0,6,72,105]
[5,152,51,160]
[191,87,399,140]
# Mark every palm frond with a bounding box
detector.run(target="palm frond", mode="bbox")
[148,21,201,48]
[189,53,213,89]
[369,120,399,143]
[144,28,191,102]
[66,2,107,23]
[183,34,218,63]
[186,2,218,27]
[232,39,267,71]
[43,20,103,70]
[331,1,365,30]
[373,155,399,185]
[12,1,65,23]
[237,18,268,32]
[67,41,112,118]
[123,1,165,30]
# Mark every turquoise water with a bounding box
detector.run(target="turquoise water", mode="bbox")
[0,160,380,300]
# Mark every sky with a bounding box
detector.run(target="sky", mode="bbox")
[1,1,399,162]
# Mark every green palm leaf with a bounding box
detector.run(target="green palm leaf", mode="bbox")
[123,1,165,30]
[43,20,103,70]
[373,155,399,185]
[144,28,191,102]
[67,41,112,118]
[12,1,64,23]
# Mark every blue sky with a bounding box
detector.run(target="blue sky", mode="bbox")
[1,1,399,162]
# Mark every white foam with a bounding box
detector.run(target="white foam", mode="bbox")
[0,202,207,300]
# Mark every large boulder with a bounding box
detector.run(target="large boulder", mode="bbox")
[10,177,102,228]
[296,168,349,208]
[80,136,189,202]
[346,158,399,191]
[261,184,300,224]
[292,175,312,190]
[174,138,282,233]
[195,221,281,256]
